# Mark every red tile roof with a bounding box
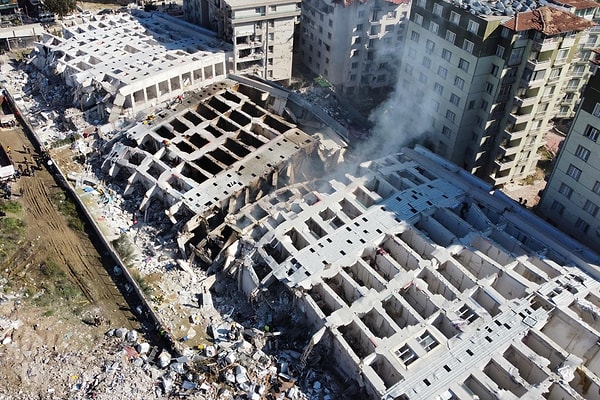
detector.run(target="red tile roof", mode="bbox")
[551,0,599,10]
[502,6,596,35]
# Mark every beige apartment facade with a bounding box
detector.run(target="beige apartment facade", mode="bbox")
[400,0,596,186]
[184,0,301,83]
[539,67,600,249]
[298,0,411,98]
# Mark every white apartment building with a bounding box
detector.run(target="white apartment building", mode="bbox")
[184,0,301,83]
[539,67,600,249]
[400,0,596,186]
[298,0,411,98]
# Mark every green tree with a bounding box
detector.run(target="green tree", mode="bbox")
[42,0,77,19]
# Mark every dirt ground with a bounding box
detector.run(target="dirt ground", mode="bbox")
[0,126,140,397]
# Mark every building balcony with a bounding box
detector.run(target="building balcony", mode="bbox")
[532,37,559,52]
[554,57,568,66]
[499,143,520,156]
[526,58,551,71]
[521,76,545,88]
[562,37,576,48]
[504,127,527,141]
[514,95,537,107]
[494,155,517,171]
[564,85,579,92]
[508,112,531,125]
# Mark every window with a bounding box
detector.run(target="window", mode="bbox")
[509,48,524,65]
[593,181,600,195]
[575,218,590,234]
[567,79,579,89]
[450,11,460,25]
[462,39,474,54]
[480,99,489,110]
[559,183,573,198]
[468,100,475,109]
[445,30,456,44]
[442,49,452,62]
[454,76,465,90]
[417,331,439,352]
[593,103,600,117]
[496,45,505,58]
[411,31,420,42]
[433,3,443,16]
[426,40,435,54]
[422,56,431,69]
[458,58,469,72]
[433,100,440,111]
[356,23,363,31]
[438,66,448,79]
[467,20,479,34]
[415,0,425,7]
[350,74,357,81]
[351,62,358,69]
[446,109,456,123]
[557,49,569,60]
[358,10,365,18]
[572,65,584,76]
[575,145,591,161]
[408,48,417,58]
[551,200,565,215]
[415,13,423,26]
[385,25,394,32]
[584,200,599,216]
[566,164,582,181]
[430,21,439,34]
[404,64,413,75]
[583,125,600,141]
[396,344,418,366]
[419,72,427,83]
[442,126,453,137]
[327,32,332,40]
[434,83,443,95]
[450,93,460,106]
[485,82,494,94]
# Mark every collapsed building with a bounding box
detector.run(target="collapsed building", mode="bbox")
[29,12,230,124]
[97,76,600,398]
[197,145,600,400]
[101,78,344,263]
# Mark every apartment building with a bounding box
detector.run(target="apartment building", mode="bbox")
[539,67,600,249]
[183,0,301,83]
[298,0,411,98]
[400,0,596,186]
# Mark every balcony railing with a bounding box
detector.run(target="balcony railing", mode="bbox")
[532,37,559,52]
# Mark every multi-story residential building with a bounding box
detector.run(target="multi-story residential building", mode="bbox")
[539,66,600,249]
[183,0,301,83]
[400,0,596,186]
[298,0,411,98]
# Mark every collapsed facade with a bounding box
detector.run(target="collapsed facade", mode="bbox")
[199,145,600,399]
[29,12,230,124]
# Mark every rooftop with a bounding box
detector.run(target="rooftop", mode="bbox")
[502,6,596,34]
